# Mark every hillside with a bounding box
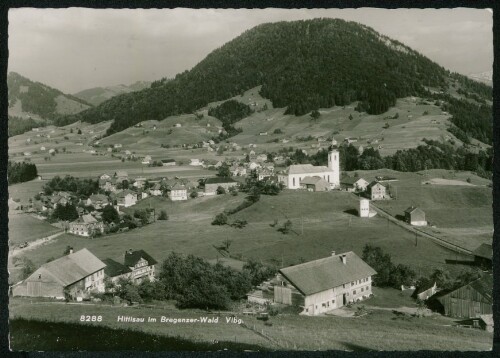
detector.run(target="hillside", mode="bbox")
[73,81,151,106]
[7,72,93,136]
[58,18,492,145]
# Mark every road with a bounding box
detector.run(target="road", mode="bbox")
[9,231,65,257]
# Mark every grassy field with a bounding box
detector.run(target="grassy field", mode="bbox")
[9,297,492,351]
[8,214,62,245]
[8,180,45,204]
[11,189,473,285]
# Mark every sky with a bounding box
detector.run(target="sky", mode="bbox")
[8,7,493,94]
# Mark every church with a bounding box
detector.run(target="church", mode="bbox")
[277,141,340,189]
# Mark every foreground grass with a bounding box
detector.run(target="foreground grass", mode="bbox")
[9,297,492,351]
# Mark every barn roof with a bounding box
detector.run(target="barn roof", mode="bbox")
[404,206,425,215]
[171,183,187,191]
[161,159,176,163]
[205,177,237,184]
[367,181,385,189]
[279,251,377,296]
[27,248,106,287]
[438,274,493,304]
[124,249,157,267]
[286,164,329,175]
[102,258,132,277]
[472,243,492,260]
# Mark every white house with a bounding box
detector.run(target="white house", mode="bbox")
[149,183,162,196]
[69,215,104,237]
[190,158,202,166]
[141,155,152,165]
[274,251,377,316]
[170,183,188,201]
[278,141,340,189]
[116,190,137,207]
[359,199,376,218]
[114,143,122,149]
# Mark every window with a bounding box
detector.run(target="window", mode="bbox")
[353,290,356,295]
[361,287,364,292]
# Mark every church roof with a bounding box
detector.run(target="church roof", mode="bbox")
[286,164,330,175]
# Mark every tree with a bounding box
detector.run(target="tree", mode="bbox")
[228,186,238,196]
[246,186,261,203]
[217,163,231,177]
[216,186,226,195]
[20,258,36,280]
[102,205,119,224]
[52,203,79,221]
[190,190,198,199]
[158,210,168,220]
[310,109,321,120]
[278,219,293,234]
[63,245,73,255]
[77,129,82,135]
[212,213,228,225]
[349,114,353,120]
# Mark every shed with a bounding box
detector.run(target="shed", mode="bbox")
[404,206,427,226]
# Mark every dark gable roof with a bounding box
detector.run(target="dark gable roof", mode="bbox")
[404,206,424,215]
[367,181,385,189]
[124,250,158,267]
[205,177,237,184]
[472,243,492,260]
[340,177,358,185]
[161,159,176,163]
[438,274,493,304]
[102,258,132,277]
[279,251,377,296]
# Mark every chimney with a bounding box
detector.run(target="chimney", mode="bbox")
[340,254,347,264]
[331,250,336,256]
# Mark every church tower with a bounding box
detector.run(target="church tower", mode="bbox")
[327,139,340,188]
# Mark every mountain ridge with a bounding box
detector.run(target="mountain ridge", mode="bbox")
[73,81,152,106]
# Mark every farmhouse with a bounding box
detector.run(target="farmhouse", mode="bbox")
[273,251,376,315]
[278,142,340,190]
[99,178,118,193]
[170,183,188,201]
[404,206,427,226]
[102,258,132,283]
[114,143,122,148]
[124,249,157,283]
[340,177,369,192]
[230,165,247,177]
[141,155,152,165]
[367,181,387,200]
[412,281,438,301]
[114,171,128,182]
[472,243,492,270]
[133,177,146,189]
[204,177,238,195]
[161,159,176,166]
[299,176,329,192]
[190,158,202,166]
[437,274,492,318]
[116,190,137,207]
[12,248,106,300]
[86,194,109,209]
[69,214,104,237]
[149,183,163,196]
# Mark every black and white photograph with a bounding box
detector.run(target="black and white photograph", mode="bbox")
[4,5,496,352]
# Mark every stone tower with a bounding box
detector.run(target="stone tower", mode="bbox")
[328,140,340,188]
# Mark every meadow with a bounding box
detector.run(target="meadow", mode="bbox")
[11,189,473,285]
[9,296,492,351]
[8,214,62,245]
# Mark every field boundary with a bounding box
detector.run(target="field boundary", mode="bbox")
[365,197,473,255]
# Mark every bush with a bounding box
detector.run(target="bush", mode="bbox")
[212,213,228,225]
[216,186,226,195]
[190,190,199,199]
[158,210,168,220]
[230,219,248,229]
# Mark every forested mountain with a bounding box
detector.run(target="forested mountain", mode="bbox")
[73,81,152,106]
[7,72,93,136]
[56,18,492,144]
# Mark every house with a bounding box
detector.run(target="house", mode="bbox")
[259,132,268,136]
[404,206,427,226]
[299,176,330,192]
[437,274,492,318]
[48,148,56,154]
[230,165,247,177]
[273,251,377,315]
[170,183,188,201]
[161,159,176,166]
[472,243,492,270]
[114,171,128,180]
[23,152,31,156]
[69,214,104,237]
[40,146,46,151]
[257,168,273,181]
[99,178,118,193]
[149,183,162,196]
[12,248,106,300]
[50,195,68,208]
[124,150,132,156]
[359,199,376,218]
[102,258,132,284]
[412,281,438,301]
[174,123,182,127]
[123,249,157,283]
[204,177,238,195]
[256,154,268,162]
[114,143,122,149]
[141,155,152,165]
[367,181,387,200]
[190,158,202,166]
[341,177,369,192]
[116,190,137,207]
[133,177,146,189]
[86,194,109,209]
[248,162,261,170]
[479,314,494,333]
[278,143,340,190]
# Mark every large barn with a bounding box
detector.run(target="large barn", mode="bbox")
[273,251,377,315]
[437,274,493,318]
[12,248,106,300]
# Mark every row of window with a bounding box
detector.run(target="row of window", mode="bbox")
[353,286,370,295]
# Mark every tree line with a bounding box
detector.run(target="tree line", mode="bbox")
[7,161,38,184]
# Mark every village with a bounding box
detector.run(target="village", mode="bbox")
[9,139,494,343]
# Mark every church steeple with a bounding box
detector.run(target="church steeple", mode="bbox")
[328,139,340,187]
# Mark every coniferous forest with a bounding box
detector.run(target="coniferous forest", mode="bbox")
[55,18,491,146]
